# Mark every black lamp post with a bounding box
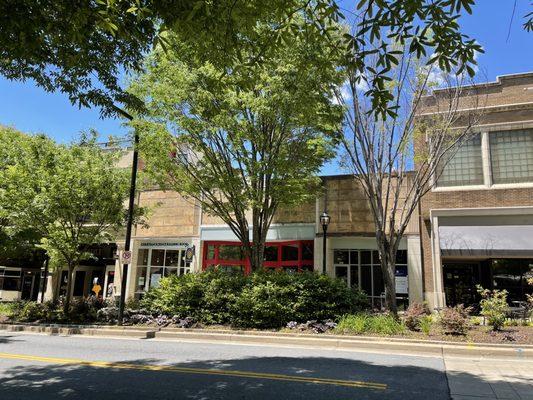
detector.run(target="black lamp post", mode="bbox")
[319,211,330,275]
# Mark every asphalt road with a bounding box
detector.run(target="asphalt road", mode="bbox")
[0,331,450,399]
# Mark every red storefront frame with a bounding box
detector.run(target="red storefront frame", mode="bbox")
[202,240,314,274]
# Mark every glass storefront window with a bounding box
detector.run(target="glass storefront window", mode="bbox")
[335,265,348,282]
[219,245,243,261]
[137,249,149,265]
[136,267,147,292]
[207,245,215,260]
[151,249,165,266]
[334,249,406,308]
[302,242,313,260]
[334,250,349,264]
[203,240,314,273]
[282,244,299,261]
[165,250,180,267]
[360,265,372,295]
[350,265,359,288]
[136,247,191,292]
[264,246,278,262]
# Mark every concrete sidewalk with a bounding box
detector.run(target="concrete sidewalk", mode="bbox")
[445,359,533,400]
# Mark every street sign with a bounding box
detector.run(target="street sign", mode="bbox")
[121,250,132,264]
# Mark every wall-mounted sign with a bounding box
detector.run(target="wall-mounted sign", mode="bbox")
[395,265,408,294]
[185,246,195,262]
[139,242,190,249]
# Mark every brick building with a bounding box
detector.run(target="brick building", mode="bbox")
[419,72,533,309]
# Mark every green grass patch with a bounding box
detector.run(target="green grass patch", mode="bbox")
[335,314,406,335]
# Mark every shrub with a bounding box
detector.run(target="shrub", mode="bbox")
[476,285,508,331]
[404,302,431,331]
[16,301,47,322]
[439,304,471,335]
[141,270,368,329]
[67,296,106,323]
[335,313,405,335]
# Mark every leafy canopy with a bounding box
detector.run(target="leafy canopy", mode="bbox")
[129,22,343,266]
[0,130,135,267]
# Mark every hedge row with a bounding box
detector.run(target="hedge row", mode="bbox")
[140,270,368,328]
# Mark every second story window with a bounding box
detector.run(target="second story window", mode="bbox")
[436,134,483,188]
[490,129,533,184]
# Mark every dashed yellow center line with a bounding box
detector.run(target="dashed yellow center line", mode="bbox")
[0,352,386,390]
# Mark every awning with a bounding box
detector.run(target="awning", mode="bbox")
[439,224,533,257]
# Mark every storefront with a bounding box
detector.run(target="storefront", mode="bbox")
[202,240,314,274]
[0,266,41,301]
[431,209,533,308]
[333,249,408,308]
[133,240,194,297]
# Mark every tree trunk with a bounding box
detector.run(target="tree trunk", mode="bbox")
[376,233,398,316]
[249,209,266,272]
[382,255,398,316]
[63,263,75,312]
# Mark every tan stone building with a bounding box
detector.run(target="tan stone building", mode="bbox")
[27,72,531,310]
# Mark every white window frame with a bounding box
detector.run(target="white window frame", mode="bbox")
[135,247,191,294]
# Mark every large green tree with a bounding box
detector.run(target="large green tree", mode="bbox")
[130,24,343,271]
[0,1,487,119]
[0,131,137,309]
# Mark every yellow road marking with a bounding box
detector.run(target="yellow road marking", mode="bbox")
[0,352,386,390]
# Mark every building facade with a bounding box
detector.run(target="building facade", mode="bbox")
[13,72,529,310]
[419,72,533,309]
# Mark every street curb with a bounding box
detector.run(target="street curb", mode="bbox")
[1,322,531,358]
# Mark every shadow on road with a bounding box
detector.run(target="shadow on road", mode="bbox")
[0,353,530,399]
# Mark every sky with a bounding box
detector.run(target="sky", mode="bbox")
[0,1,531,174]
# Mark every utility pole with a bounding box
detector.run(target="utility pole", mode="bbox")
[117,131,139,325]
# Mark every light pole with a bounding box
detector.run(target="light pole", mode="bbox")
[118,131,139,325]
[319,211,330,275]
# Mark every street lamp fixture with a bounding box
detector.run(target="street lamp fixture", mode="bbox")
[320,211,330,275]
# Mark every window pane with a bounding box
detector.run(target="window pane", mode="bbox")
[282,244,298,261]
[149,267,163,288]
[360,265,372,295]
[335,266,348,283]
[2,277,20,291]
[437,134,483,187]
[349,251,359,265]
[219,245,244,261]
[151,250,165,266]
[302,242,313,260]
[334,250,349,264]
[206,245,215,260]
[373,265,384,297]
[263,246,278,262]
[164,267,178,277]
[360,251,371,264]
[350,265,359,288]
[136,267,147,291]
[301,265,313,272]
[396,250,407,264]
[137,249,149,265]
[165,250,180,267]
[490,129,533,184]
